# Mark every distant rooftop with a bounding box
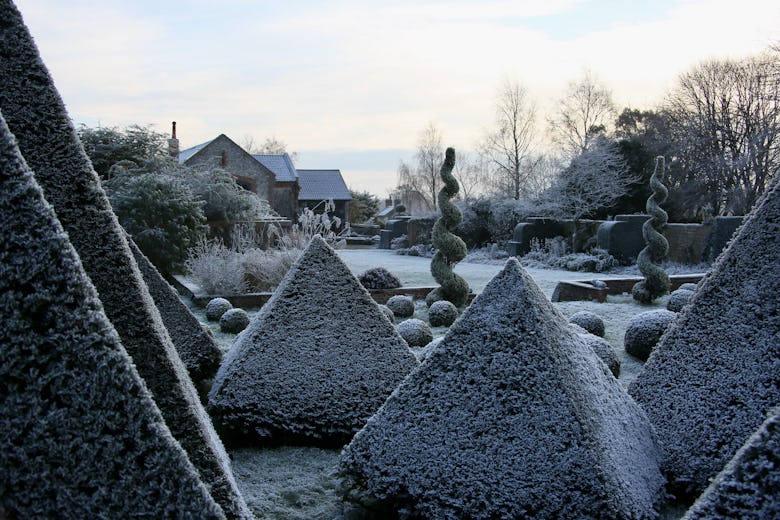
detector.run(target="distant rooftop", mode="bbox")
[178,139,212,164]
[253,153,297,182]
[297,169,351,201]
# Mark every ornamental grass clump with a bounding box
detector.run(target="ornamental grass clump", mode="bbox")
[632,157,670,303]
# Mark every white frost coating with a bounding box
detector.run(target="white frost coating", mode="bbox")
[208,235,419,446]
[629,174,780,499]
[396,318,434,347]
[0,5,252,517]
[340,258,663,519]
[0,113,223,519]
[683,407,780,519]
[623,309,676,362]
[130,239,222,381]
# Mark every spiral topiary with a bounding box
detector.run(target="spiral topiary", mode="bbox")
[632,156,671,304]
[426,147,470,307]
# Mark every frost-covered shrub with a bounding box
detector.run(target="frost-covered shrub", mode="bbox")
[378,304,395,322]
[358,267,401,290]
[396,319,434,347]
[667,288,694,312]
[219,308,250,333]
[569,311,605,337]
[386,295,414,318]
[624,309,676,361]
[0,9,251,517]
[390,234,408,250]
[414,337,443,363]
[572,326,620,377]
[678,282,698,292]
[522,237,617,273]
[130,240,222,382]
[206,298,233,321]
[428,300,458,327]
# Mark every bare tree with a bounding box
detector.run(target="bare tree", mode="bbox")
[242,134,299,163]
[548,70,617,159]
[452,151,489,201]
[395,122,444,212]
[479,78,538,199]
[538,137,635,221]
[663,52,780,214]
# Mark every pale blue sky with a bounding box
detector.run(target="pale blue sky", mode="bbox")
[13,0,780,196]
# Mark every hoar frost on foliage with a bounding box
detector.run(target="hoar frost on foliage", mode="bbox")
[0,113,223,519]
[208,235,419,447]
[623,309,677,362]
[0,4,253,517]
[340,258,663,519]
[682,407,780,519]
[629,173,780,500]
[129,239,222,382]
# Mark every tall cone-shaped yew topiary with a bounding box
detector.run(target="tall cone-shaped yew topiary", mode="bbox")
[632,156,670,304]
[426,147,470,307]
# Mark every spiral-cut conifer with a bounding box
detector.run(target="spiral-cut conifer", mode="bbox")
[632,156,671,304]
[427,147,470,307]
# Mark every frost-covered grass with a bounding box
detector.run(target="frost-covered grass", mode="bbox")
[185,248,702,518]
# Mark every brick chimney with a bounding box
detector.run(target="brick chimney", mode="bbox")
[167,121,179,158]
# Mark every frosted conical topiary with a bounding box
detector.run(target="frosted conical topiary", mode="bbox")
[682,408,780,519]
[208,235,419,446]
[629,173,780,500]
[0,3,252,517]
[129,239,222,382]
[427,147,469,307]
[632,156,670,303]
[340,258,664,519]
[0,112,223,519]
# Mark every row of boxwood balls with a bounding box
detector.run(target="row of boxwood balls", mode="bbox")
[204,298,250,333]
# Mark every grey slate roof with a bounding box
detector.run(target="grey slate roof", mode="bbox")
[340,258,663,519]
[252,152,297,182]
[0,7,253,517]
[0,110,223,519]
[208,235,418,446]
[683,407,780,519]
[629,172,780,499]
[178,139,212,164]
[298,169,352,201]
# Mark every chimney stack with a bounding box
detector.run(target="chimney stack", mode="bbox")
[167,121,179,158]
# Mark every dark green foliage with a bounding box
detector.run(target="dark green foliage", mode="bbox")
[427,148,469,307]
[105,172,206,274]
[349,189,381,224]
[78,124,168,179]
[0,109,224,520]
[0,4,253,516]
[632,157,671,303]
[358,267,401,290]
[219,308,250,334]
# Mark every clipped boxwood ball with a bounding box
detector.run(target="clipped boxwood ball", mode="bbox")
[386,295,415,318]
[205,297,232,321]
[358,267,402,290]
[378,304,395,322]
[624,309,676,361]
[577,331,620,377]
[569,311,605,337]
[219,308,250,333]
[428,300,458,327]
[396,318,434,347]
[678,282,698,292]
[667,288,694,312]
